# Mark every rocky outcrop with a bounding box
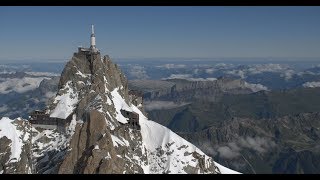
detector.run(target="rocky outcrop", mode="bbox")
[273,148,320,174]
[58,110,144,174]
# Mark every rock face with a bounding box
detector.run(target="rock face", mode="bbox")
[178,112,320,174]
[1,49,238,174]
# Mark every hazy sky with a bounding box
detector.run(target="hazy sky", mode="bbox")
[0,6,320,61]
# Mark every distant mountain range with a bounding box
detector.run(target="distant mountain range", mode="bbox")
[0,72,59,119]
[128,78,320,173]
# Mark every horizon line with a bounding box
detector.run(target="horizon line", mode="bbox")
[1,56,320,62]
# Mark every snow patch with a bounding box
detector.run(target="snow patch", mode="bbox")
[50,81,78,119]
[94,145,100,150]
[32,128,69,158]
[0,117,24,163]
[127,102,240,174]
[214,161,241,174]
[103,76,109,84]
[111,134,129,147]
[110,88,132,124]
[105,152,111,159]
[76,70,91,78]
[106,95,112,105]
[66,114,77,136]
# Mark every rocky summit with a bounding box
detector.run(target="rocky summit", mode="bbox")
[0,48,238,174]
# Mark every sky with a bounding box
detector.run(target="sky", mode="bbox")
[0,6,320,61]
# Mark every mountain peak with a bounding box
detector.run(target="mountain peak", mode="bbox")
[41,47,225,173]
[1,28,239,174]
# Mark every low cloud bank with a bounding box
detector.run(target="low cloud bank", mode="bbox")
[200,136,276,160]
[144,100,189,111]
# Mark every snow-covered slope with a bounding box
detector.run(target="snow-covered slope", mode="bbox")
[0,117,32,174]
[102,87,239,173]
[0,117,26,163]
[50,81,78,119]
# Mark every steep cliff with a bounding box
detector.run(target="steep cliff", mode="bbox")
[129,77,267,103]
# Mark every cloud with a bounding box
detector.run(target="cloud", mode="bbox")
[214,63,236,70]
[128,65,149,80]
[166,74,192,79]
[0,64,31,74]
[223,63,300,81]
[156,64,186,69]
[226,70,246,79]
[297,71,316,76]
[213,136,276,159]
[244,82,268,92]
[193,68,200,74]
[205,68,215,74]
[247,64,287,74]
[144,100,189,111]
[217,146,240,159]
[25,71,60,77]
[193,64,211,68]
[0,77,50,94]
[246,64,298,81]
[188,77,217,81]
[238,136,276,154]
[0,105,8,113]
[228,142,241,152]
[280,69,295,80]
[215,63,230,68]
[44,91,56,99]
[199,141,217,156]
[302,81,320,88]
[164,74,217,81]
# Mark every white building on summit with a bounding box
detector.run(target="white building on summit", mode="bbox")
[90,25,98,52]
[79,25,99,53]
[29,25,100,132]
